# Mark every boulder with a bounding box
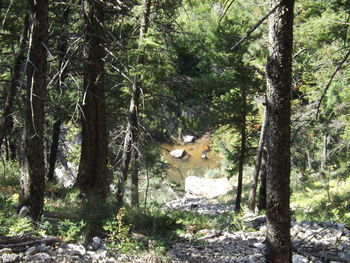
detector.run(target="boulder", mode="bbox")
[185,176,231,198]
[170,149,186,158]
[183,135,195,143]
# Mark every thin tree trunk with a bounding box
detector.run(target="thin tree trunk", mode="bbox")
[0,14,29,149]
[76,0,108,197]
[265,0,294,262]
[47,118,62,181]
[117,0,151,206]
[47,3,70,182]
[131,150,139,207]
[258,146,267,211]
[321,134,330,171]
[247,107,268,212]
[19,0,48,221]
[235,85,247,213]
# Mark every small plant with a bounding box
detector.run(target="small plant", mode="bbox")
[103,208,141,253]
[57,219,86,241]
[8,215,34,236]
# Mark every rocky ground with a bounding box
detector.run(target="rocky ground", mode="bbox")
[166,198,350,263]
[1,197,350,262]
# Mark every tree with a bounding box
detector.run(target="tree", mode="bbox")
[47,1,70,182]
[0,14,29,151]
[19,0,48,221]
[265,0,294,262]
[247,107,268,212]
[117,0,151,206]
[235,84,247,213]
[76,0,107,197]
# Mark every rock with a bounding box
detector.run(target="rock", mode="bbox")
[197,229,221,239]
[245,215,266,228]
[185,176,231,198]
[253,243,265,249]
[18,206,30,216]
[183,135,195,143]
[1,253,19,263]
[25,246,37,256]
[293,254,308,263]
[0,249,12,255]
[91,236,102,250]
[169,149,186,158]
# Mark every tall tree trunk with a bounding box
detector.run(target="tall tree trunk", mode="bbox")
[0,14,29,149]
[131,150,139,207]
[321,134,330,171]
[117,0,151,206]
[47,3,70,181]
[247,107,268,212]
[265,0,294,262]
[19,0,48,221]
[47,118,62,181]
[76,0,107,197]
[258,146,267,211]
[235,85,247,213]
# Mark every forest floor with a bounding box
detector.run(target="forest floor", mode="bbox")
[2,194,350,263]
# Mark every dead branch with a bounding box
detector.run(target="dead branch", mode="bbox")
[230,3,280,51]
[0,237,61,251]
[315,48,350,119]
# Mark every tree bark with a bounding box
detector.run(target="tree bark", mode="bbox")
[117,0,151,206]
[247,107,268,212]
[47,118,62,181]
[19,0,48,221]
[47,3,70,182]
[0,14,29,149]
[235,85,247,213]
[265,0,294,262]
[76,0,108,197]
[258,146,267,211]
[131,150,139,207]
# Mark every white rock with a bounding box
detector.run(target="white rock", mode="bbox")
[0,249,12,255]
[253,243,265,249]
[293,254,308,263]
[18,206,30,216]
[185,176,232,198]
[169,149,186,158]
[183,135,196,143]
[1,253,19,263]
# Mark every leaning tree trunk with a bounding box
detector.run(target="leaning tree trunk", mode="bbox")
[247,107,268,212]
[265,0,294,262]
[47,3,70,181]
[117,0,151,206]
[0,15,29,149]
[19,0,48,221]
[76,0,107,197]
[235,85,247,213]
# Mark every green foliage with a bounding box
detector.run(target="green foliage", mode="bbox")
[0,161,20,190]
[291,175,350,224]
[104,208,142,253]
[56,219,86,241]
[0,193,35,236]
[8,216,34,236]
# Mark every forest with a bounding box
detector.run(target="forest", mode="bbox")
[0,0,350,262]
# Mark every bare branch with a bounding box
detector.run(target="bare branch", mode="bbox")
[316,48,350,119]
[231,3,280,51]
